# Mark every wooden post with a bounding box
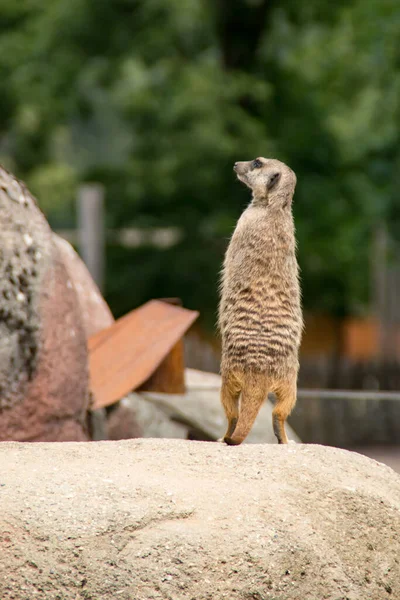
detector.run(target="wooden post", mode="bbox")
[139,299,186,394]
[372,224,389,359]
[77,184,105,292]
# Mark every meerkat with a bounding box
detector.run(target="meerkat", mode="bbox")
[218,157,303,445]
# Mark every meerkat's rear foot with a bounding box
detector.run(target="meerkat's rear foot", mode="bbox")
[217,420,238,444]
[272,378,297,444]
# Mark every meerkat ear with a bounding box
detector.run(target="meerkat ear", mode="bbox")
[266,171,281,190]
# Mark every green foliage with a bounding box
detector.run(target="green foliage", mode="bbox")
[0,0,399,324]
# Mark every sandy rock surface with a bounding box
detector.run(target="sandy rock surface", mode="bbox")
[1,439,399,600]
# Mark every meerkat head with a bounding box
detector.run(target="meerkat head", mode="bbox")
[233,157,296,207]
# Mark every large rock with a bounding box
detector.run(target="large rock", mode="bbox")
[0,167,89,441]
[107,393,187,441]
[53,234,114,338]
[53,234,118,440]
[1,439,399,599]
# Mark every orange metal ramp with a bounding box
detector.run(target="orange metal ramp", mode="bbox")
[89,300,199,409]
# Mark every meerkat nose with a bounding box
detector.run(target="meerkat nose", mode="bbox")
[233,163,238,171]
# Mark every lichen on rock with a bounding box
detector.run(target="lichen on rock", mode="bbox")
[0,168,52,410]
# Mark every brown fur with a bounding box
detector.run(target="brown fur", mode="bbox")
[218,157,303,444]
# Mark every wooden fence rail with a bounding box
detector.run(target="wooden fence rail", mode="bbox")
[291,389,400,447]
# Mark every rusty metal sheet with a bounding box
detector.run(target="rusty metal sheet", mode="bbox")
[89,300,199,409]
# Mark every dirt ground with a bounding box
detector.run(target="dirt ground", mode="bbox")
[1,439,400,600]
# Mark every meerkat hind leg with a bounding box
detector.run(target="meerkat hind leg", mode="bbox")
[272,378,297,444]
[219,373,241,443]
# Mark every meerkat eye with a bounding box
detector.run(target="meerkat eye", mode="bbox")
[252,159,262,169]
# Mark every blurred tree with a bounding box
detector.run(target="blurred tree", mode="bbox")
[0,0,399,324]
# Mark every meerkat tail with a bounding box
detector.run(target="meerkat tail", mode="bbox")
[225,373,267,445]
